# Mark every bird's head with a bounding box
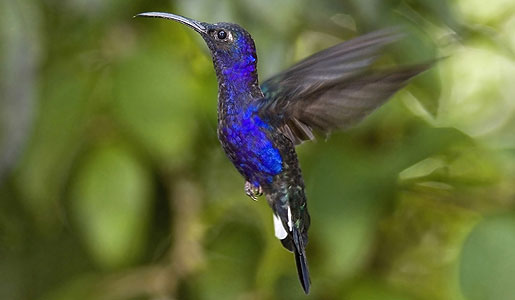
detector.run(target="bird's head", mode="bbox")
[136,12,258,84]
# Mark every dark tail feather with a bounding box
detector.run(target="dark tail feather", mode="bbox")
[292,227,311,294]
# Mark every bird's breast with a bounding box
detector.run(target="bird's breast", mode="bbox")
[218,105,283,186]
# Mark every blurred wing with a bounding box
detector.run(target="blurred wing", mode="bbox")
[259,28,431,145]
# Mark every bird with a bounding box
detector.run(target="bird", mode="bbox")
[135,12,431,294]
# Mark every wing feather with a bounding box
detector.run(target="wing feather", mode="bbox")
[259,28,432,144]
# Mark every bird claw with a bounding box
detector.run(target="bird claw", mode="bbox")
[245,181,263,201]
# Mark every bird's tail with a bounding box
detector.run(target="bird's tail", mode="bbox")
[292,225,310,294]
[276,216,311,294]
[268,184,311,293]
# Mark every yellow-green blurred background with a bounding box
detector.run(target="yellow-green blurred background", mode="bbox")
[1,0,515,299]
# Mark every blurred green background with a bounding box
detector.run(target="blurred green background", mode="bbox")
[1,0,515,299]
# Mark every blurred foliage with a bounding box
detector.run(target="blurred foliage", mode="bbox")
[1,0,515,299]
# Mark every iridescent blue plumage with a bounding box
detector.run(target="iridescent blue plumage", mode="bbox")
[222,104,283,186]
[208,25,284,186]
[136,12,432,294]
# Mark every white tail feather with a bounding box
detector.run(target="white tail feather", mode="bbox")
[273,214,288,240]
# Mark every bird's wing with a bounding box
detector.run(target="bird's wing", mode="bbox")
[258,28,431,145]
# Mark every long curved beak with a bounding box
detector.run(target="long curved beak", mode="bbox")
[134,12,207,34]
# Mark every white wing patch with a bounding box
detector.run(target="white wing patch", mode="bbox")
[273,214,288,240]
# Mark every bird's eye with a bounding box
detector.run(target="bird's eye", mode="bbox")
[217,30,227,40]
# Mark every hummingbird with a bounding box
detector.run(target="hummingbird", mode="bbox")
[135,12,431,294]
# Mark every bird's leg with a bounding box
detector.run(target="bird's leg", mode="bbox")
[245,181,263,201]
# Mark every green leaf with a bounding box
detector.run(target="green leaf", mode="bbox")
[438,46,515,136]
[346,279,412,300]
[14,61,92,230]
[71,144,152,269]
[460,214,515,300]
[112,37,203,168]
[192,214,264,300]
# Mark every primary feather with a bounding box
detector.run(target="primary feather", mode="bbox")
[259,29,430,144]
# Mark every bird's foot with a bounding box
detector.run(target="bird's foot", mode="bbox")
[245,181,263,201]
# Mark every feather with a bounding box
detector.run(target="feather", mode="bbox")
[259,28,432,145]
[273,213,288,240]
[293,226,310,294]
[291,64,431,131]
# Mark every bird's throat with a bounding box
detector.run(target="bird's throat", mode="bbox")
[214,55,262,117]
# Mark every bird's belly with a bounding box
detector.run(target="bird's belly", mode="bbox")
[219,115,283,186]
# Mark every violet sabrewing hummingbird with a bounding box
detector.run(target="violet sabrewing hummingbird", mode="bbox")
[135,12,431,294]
